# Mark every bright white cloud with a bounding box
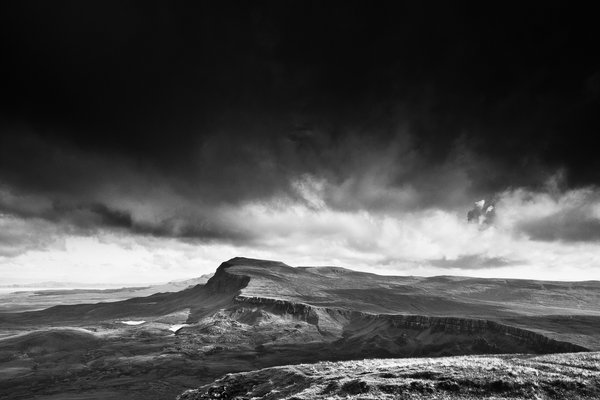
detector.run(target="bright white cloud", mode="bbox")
[2,176,600,284]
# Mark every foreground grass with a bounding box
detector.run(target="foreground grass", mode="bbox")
[178,351,600,399]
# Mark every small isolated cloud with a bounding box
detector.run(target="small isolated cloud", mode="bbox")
[467,199,496,226]
[429,254,520,270]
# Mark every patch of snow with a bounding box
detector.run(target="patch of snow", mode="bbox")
[169,324,189,332]
[120,320,146,326]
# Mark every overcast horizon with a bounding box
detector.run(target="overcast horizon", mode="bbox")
[1,2,600,284]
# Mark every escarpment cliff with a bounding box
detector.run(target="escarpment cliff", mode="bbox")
[233,295,319,324]
[227,294,587,355]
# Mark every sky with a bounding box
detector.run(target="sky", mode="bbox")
[1,2,600,283]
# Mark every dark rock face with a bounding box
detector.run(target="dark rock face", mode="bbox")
[233,296,319,325]
[204,261,252,295]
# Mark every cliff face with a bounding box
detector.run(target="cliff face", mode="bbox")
[233,295,319,324]
[204,260,252,294]
[230,295,588,354]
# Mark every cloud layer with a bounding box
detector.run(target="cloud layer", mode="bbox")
[3,168,600,283]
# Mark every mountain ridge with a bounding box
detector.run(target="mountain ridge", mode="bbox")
[2,256,600,399]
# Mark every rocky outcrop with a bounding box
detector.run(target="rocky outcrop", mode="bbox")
[233,295,319,324]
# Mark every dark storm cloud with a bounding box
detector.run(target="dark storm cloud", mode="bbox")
[519,209,600,242]
[0,1,599,241]
[430,254,520,270]
[499,186,600,243]
[0,215,60,258]
[0,183,254,243]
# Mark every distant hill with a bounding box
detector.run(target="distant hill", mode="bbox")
[0,273,214,290]
[0,273,214,313]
